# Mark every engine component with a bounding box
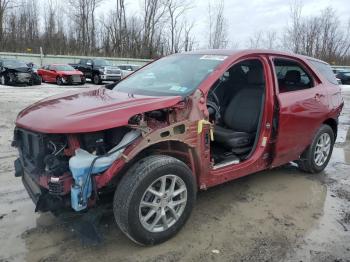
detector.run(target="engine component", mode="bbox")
[70,130,141,211]
[44,154,69,176]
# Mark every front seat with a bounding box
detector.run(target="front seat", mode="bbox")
[214,67,265,154]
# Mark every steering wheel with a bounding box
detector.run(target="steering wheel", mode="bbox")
[207,89,221,122]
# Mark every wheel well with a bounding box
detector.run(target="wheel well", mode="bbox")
[323,118,338,139]
[109,141,199,189]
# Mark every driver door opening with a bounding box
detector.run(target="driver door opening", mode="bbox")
[207,58,266,167]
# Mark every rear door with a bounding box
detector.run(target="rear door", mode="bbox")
[270,57,329,167]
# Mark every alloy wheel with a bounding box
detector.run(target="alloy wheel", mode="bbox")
[314,133,331,166]
[139,174,187,233]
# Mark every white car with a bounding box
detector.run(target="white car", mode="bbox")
[118,64,141,78]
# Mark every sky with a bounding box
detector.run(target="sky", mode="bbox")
[100,0,350,49]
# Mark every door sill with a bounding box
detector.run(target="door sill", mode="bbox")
[213,158,240,170]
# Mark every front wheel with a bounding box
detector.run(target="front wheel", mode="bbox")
[298,124,335,173]
[56,77,63,85]
[113,155,196,245]
[0,75,7,85]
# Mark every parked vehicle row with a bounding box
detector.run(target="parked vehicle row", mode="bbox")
[0,57,142,86]
[13,49,343,245]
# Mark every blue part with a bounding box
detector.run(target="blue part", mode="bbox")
[70,165,108,212]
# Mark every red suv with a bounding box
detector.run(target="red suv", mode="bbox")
[12,50,343,245]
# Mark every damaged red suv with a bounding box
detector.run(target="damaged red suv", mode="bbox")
[12,50,343,245]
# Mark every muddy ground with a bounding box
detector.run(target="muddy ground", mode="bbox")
[0,84,349,262]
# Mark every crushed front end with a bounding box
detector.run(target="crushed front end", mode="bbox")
[12,127,140,213]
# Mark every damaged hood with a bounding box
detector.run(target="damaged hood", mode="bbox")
[16,87,182,133]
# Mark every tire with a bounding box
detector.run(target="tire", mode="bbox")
[298,124,335,173]
[36,75,43,85]
[0,75,7,85]
[113,155,196,245]
[56,77,63,85]
[93,74,101,85]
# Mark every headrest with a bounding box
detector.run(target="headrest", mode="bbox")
[230,66,247,84]
[247,67,265,85]
[285,70,301,83]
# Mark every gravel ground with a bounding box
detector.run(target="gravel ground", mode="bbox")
[0,83,349,262]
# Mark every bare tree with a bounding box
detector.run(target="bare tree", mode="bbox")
[248,30,278,49]
[164,0,192,53]
[141,0,168,57]
[207,0,228,49]
[283,3,350,64]
[0,0,16,47]
[67,0,104,54]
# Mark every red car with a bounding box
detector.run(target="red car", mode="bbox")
[38,64,86,85]
[12,50,343,245]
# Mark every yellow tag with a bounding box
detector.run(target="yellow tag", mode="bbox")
[197,120,214,141]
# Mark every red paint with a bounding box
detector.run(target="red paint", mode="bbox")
[16,49,344,196]
[16,87,182,133]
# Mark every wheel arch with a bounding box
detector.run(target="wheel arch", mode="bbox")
[110,140,200,189]
[323,118,338,139]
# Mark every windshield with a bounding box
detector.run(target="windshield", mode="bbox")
[54,65,75,71]
[3,60,28,68]
[114,54,226,96]
[94,59,110,66]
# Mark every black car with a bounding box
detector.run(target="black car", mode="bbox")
[336,71,350,85]
[0,59,42,86]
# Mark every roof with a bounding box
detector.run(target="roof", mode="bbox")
[181,49,328,65]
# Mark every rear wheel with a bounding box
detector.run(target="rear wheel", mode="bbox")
[298,124,335,173]
[113,155,196,245]
[93,74,101,85]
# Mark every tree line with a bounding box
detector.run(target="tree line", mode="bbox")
[247,1,350,65]
[0,0,349,65]
[0,0,200,58]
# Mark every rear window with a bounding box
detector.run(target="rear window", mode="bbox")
[309,60,338,85]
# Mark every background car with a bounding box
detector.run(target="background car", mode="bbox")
[38,64,85,85]
[70,59,122,84]
[117,64,141,78]
[0,59,41,86]
[335,71,350,84]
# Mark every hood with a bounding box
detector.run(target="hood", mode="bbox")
[16,87,182,134]
[6,67,31,73]
[59,70,83,76]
